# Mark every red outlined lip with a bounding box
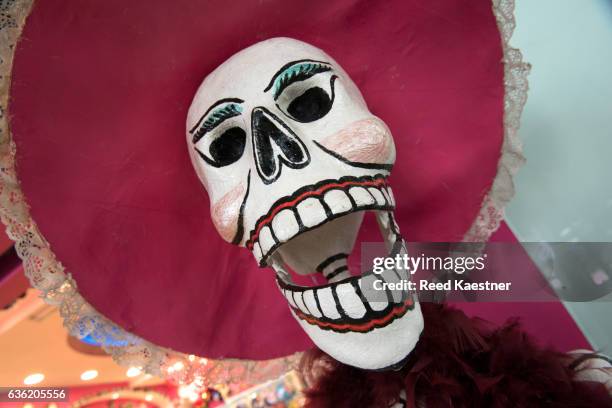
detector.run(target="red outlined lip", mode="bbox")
[277,248,416,335]
[293,296,414,333]
[274,210,412,334]
[246,174,395,266]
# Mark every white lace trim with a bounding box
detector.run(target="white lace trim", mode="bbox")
[0,0,526,386]
[0,0,298,387]
[464,0,531,242]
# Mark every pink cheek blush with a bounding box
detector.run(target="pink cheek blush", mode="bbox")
[211,182,246,242]
[319,118,394,164]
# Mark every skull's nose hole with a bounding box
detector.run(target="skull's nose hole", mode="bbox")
[251,108,277,179]
[251,107,310,184]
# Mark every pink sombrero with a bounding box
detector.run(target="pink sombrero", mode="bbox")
[1,0,528,385]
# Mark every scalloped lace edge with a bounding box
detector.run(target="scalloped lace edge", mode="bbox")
[463,0,531,242]
[0,0,526,386]
[0,0,299,386]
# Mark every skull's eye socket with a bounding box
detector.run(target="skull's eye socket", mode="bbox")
[210,127,246,165]
[287,87,332,122]
[277,75,337,123]
[191,100,246,167]
[196,126,246,167]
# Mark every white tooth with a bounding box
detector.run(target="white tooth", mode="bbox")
[271,209,299,242]
[259,226,275,254]
[387,187,396,207]
[302,290,322,318]
[368,187,386,206]
[380,188,392,205]
[336,283,367,319]
[349,186,375,207]
[359,274,389,311]
[293,291,311,315]
[382,269,403,303]
[323,189,352,215]
[296,197,327,228]
[284,289,298,309]
[252,242,263,263]
[316,287,341,319]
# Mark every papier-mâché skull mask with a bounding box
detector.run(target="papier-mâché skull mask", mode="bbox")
[187,38,423,370]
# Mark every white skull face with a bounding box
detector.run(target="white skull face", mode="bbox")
[187,38,423,370]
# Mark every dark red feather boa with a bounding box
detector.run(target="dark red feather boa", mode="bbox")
[300,303,611,407]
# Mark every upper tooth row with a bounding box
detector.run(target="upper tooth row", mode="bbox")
[252,185,395,263]
[280,266,409,321]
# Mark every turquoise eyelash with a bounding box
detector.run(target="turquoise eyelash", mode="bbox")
[274,62,331,99]
[204,104,242,130]
[193,103,243,143]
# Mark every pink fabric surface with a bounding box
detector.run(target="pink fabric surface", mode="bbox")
[453,223,592,352]
[10,0,504,359]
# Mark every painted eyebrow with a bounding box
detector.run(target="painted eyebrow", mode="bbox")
[264,59,332,100]
[190,98,244,144]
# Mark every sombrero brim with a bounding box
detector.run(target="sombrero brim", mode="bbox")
[2,0,528,380]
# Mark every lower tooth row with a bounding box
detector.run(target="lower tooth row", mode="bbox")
[253,185,395,262]
[282,266,409,321]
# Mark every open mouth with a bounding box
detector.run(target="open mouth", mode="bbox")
[247,173,395,266]
[254,175,423,370]
[276,234,416,334]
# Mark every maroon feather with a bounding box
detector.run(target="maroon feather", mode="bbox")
[300,303,612,408]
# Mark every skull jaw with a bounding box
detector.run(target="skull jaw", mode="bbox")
[292,300,423,370]
[271,209,424,370]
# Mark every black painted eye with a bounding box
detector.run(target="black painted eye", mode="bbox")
[204,127,246,167]
[287,87,332,123]
[277,75,337,123]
